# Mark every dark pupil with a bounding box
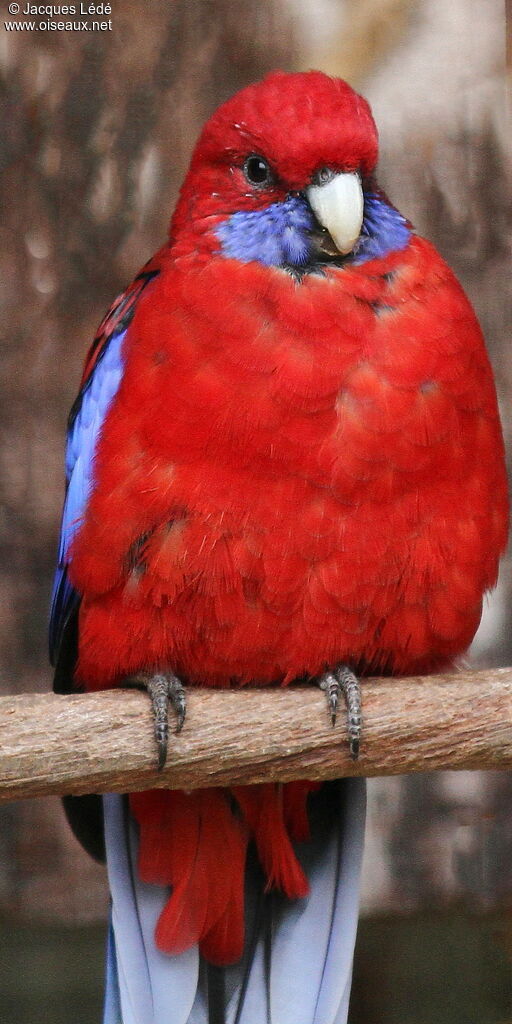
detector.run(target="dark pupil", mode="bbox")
[245,156,270,185]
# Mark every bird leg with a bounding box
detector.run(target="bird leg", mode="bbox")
[123,672,186,770]
[317,665,362,759]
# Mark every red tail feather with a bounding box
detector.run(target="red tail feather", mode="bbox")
[283,779,322,842]
[130,780,318,963]
[131,788,248,962]
[232,784,310,899]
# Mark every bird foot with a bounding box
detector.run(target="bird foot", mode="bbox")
[124,672,186,770]
[317,665,362,759]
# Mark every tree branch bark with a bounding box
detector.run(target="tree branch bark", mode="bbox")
[1,668,512,803]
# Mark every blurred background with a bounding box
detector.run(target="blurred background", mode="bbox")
[0,0,511,1020]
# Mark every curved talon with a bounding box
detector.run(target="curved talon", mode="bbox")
[317,665,362,759]
[145,674,171,770]
[319,671,340,726]
[124,671,187,770]
[336,666,362,760]
[157,739,167,772]
[169,676,186,734]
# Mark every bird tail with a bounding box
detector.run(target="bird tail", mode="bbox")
[103,777,366,1024]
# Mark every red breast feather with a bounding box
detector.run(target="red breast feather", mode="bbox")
[71,236,508,690]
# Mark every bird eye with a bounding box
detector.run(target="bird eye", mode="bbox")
[243,155,273,187]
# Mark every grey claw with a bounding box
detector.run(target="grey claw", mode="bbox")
[157,738,168,772]
[168,675,186,735]
[319,671,340,726]
[127,672,187,770]
[336,666,362,760]
[318,665,362,759]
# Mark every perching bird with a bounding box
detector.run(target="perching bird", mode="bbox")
[50,71,508,1024]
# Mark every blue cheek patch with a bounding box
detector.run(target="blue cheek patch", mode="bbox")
[215,189,411,270]
[215,195,315,267]
[353,192,411,264]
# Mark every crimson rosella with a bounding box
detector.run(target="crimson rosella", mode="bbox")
[50,71,508,1024]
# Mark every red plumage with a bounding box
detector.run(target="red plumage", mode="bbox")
[73,238,507,687]
[131,788,248,965]
[65,71,508,964]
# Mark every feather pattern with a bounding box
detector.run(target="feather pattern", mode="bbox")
[270,778,366,1024]
[130,788,249,966]
[215,189,410,270]
[129,783,322,967]
[103,792,201,1024]
[103,781,366,1024]
[50,252,162,669]
[50,328,127,663]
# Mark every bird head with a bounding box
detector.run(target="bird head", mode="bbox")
[170,70,410,272]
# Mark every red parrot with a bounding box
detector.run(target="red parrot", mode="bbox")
[50,71,508,1024]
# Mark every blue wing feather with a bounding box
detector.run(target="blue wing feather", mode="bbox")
[50,256,162,670]
[49,327,127,665]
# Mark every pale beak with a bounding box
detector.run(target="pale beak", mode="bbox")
[307,172,364,256]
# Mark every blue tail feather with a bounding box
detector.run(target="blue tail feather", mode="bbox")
[103,919,123,1024]
[103,780,366,1024]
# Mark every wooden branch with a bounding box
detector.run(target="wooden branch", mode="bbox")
[1,668,512,803]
